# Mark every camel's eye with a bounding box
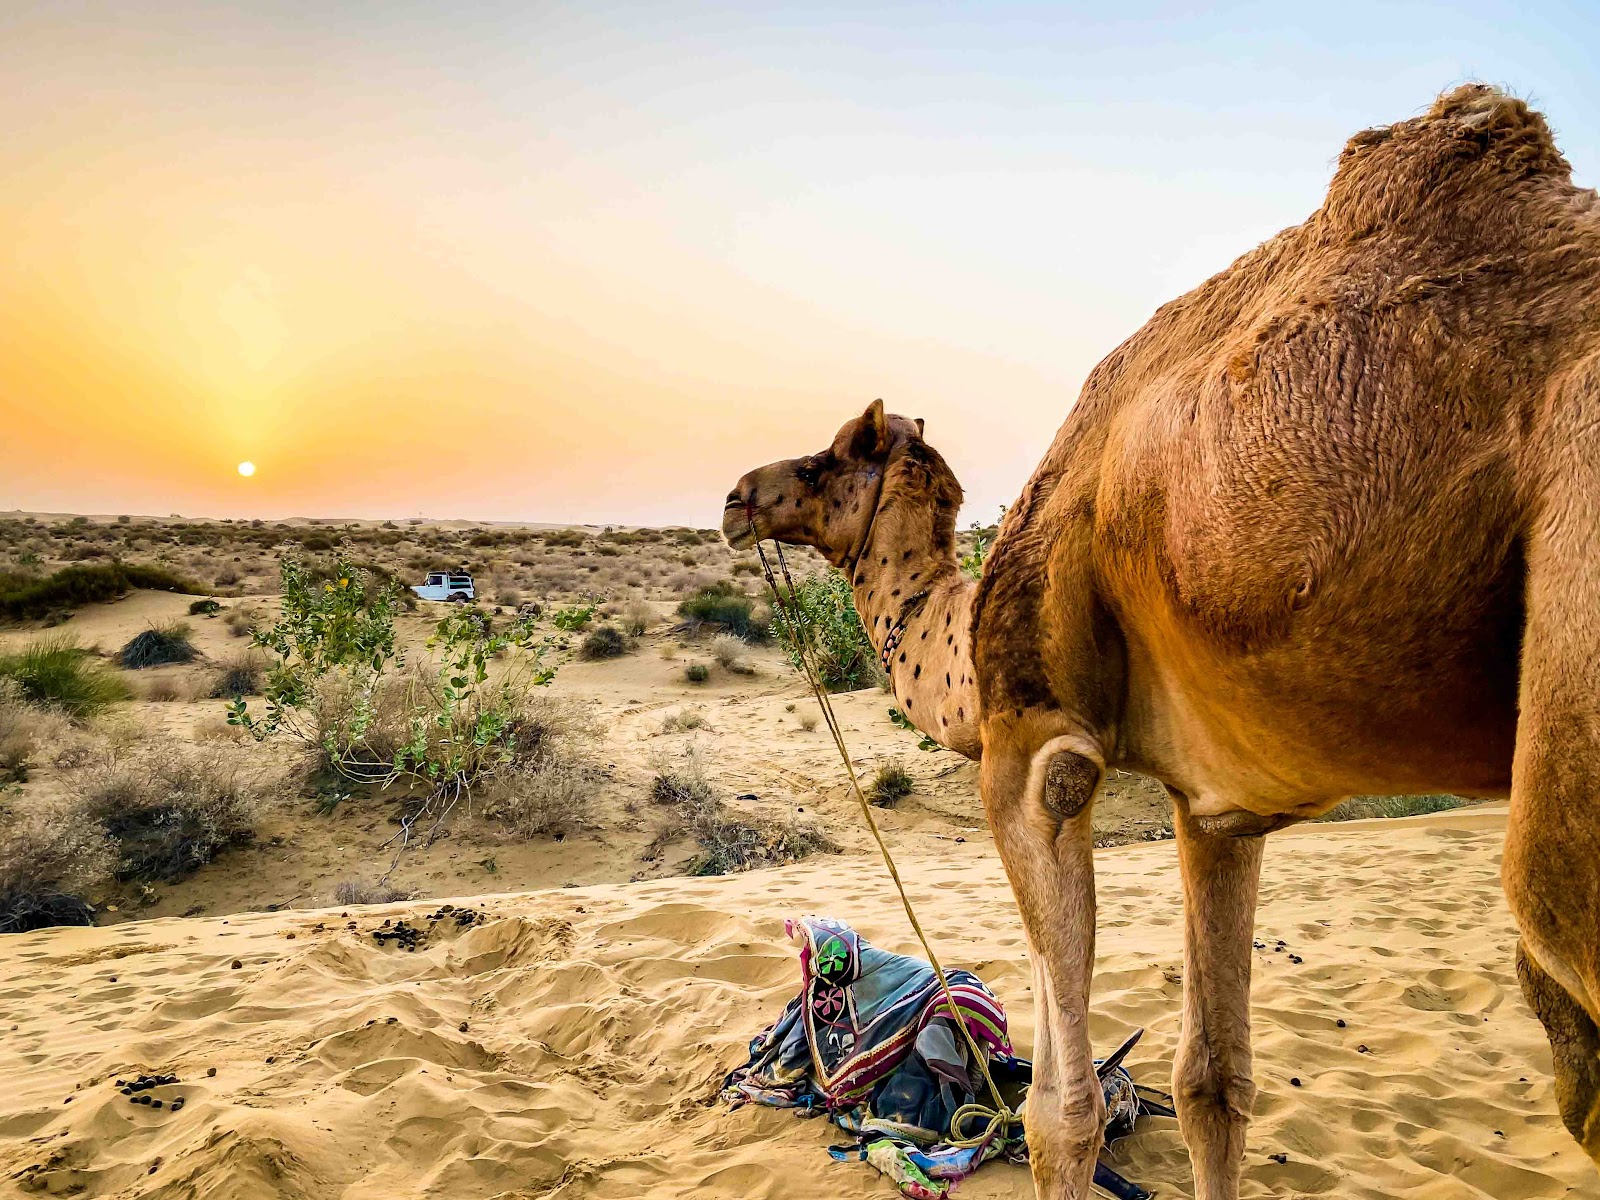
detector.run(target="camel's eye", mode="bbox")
[795,455,830,489]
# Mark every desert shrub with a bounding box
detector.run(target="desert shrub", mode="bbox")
[119,623,197,669]
[485,752,596,838]
[684,663,710,684]
[210,651,265,698]
[224,607,259,638]
[959,510,1004,580]
[0,637,131,719]
[659,708,708,733]
[192,715,247,743]
[867,761,915,807]
[332,879,415,905]
[622,599,655,637]
[650,747,720,810]
[798,710,819,732]
[551,600,599,631]
[479,696,602,839]
[120,563,201,593]
[710,633,756,674]
[142,676,183,702]
[71,748,265,882]
[677,581,768,642]
[771,570,882,692]
[0,679,78,781]
[188,598,222,616]
[579,625,630,660]
[0,561,195,620]
[1320,794,1471,822]
[213,567,241,587]
[232,552,564,848]
[0,800,115,933]
[648,747,835,876]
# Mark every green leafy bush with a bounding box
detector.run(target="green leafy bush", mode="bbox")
[771,571,882,692]
[0,638,131,718]
[229,551,563,828]
[889,706,941,752]
[678,581,768,642]
[188,598,222,616]
[684,663,710,683]
[959,508,1006,581]
[552,601,599,631]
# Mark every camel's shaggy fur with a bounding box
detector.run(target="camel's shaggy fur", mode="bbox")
[724,85,1600,1197]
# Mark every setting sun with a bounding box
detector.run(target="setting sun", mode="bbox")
[237,461,255,478]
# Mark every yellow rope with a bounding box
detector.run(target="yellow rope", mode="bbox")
[758,542,1019,1150]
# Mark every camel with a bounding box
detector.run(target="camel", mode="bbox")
[721,85,1600,1198]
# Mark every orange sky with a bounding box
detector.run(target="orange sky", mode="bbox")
[3,4,1594,525]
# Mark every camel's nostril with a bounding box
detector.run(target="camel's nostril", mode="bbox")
[725,490,745,507]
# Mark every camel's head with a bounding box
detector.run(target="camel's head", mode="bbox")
[722,399,923,566]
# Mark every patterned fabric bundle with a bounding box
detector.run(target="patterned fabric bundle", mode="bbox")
[722,916,1173,1199]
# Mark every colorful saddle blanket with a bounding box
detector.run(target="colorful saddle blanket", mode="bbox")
[722,916,1172,1199]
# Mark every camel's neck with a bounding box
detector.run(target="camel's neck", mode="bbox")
[848,469,981,760]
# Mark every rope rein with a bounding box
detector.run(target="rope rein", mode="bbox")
[757,541,1019,1149]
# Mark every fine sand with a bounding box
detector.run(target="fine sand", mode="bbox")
[4,806,1597,1199]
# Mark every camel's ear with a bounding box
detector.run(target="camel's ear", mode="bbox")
[914,417,925,438]
[851,399,891,459]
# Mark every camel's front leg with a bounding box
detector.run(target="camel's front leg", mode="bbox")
[1170,795,1265,1200]
[983,734,1105,1199]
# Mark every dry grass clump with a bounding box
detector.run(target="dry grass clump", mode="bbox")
[0,799,115,932]
[69,747,268,882]
[142,675,183,702]
[479,696,603,838]
[659,708,708,734]
[622,598,655,637]
[648,747,836,876]
[798,710,820,733]
[208,650,266,699]
[119,623,197,669]
[867,760,915,808]
[710,633,756,675]
[0,679,87,783]
[683,663,710,684]
[224,607,260,638]
[332,879,416,906]
[578,624,631,660]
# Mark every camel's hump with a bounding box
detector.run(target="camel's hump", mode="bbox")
[1318,84,1576,236]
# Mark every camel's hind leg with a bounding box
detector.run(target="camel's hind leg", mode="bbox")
[1505,358,1600,1162]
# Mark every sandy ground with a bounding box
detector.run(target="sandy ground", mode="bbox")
[4,806,1596,1199]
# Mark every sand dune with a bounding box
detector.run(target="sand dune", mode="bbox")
[3,808,1597,1199]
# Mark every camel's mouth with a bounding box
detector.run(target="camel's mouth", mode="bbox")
[721,502,758,550]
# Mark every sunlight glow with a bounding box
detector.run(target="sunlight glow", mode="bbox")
[237,461,256,478]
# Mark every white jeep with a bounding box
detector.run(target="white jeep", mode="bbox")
[412,571,475,603]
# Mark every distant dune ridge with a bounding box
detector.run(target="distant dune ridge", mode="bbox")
[2,807,1596,1198]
